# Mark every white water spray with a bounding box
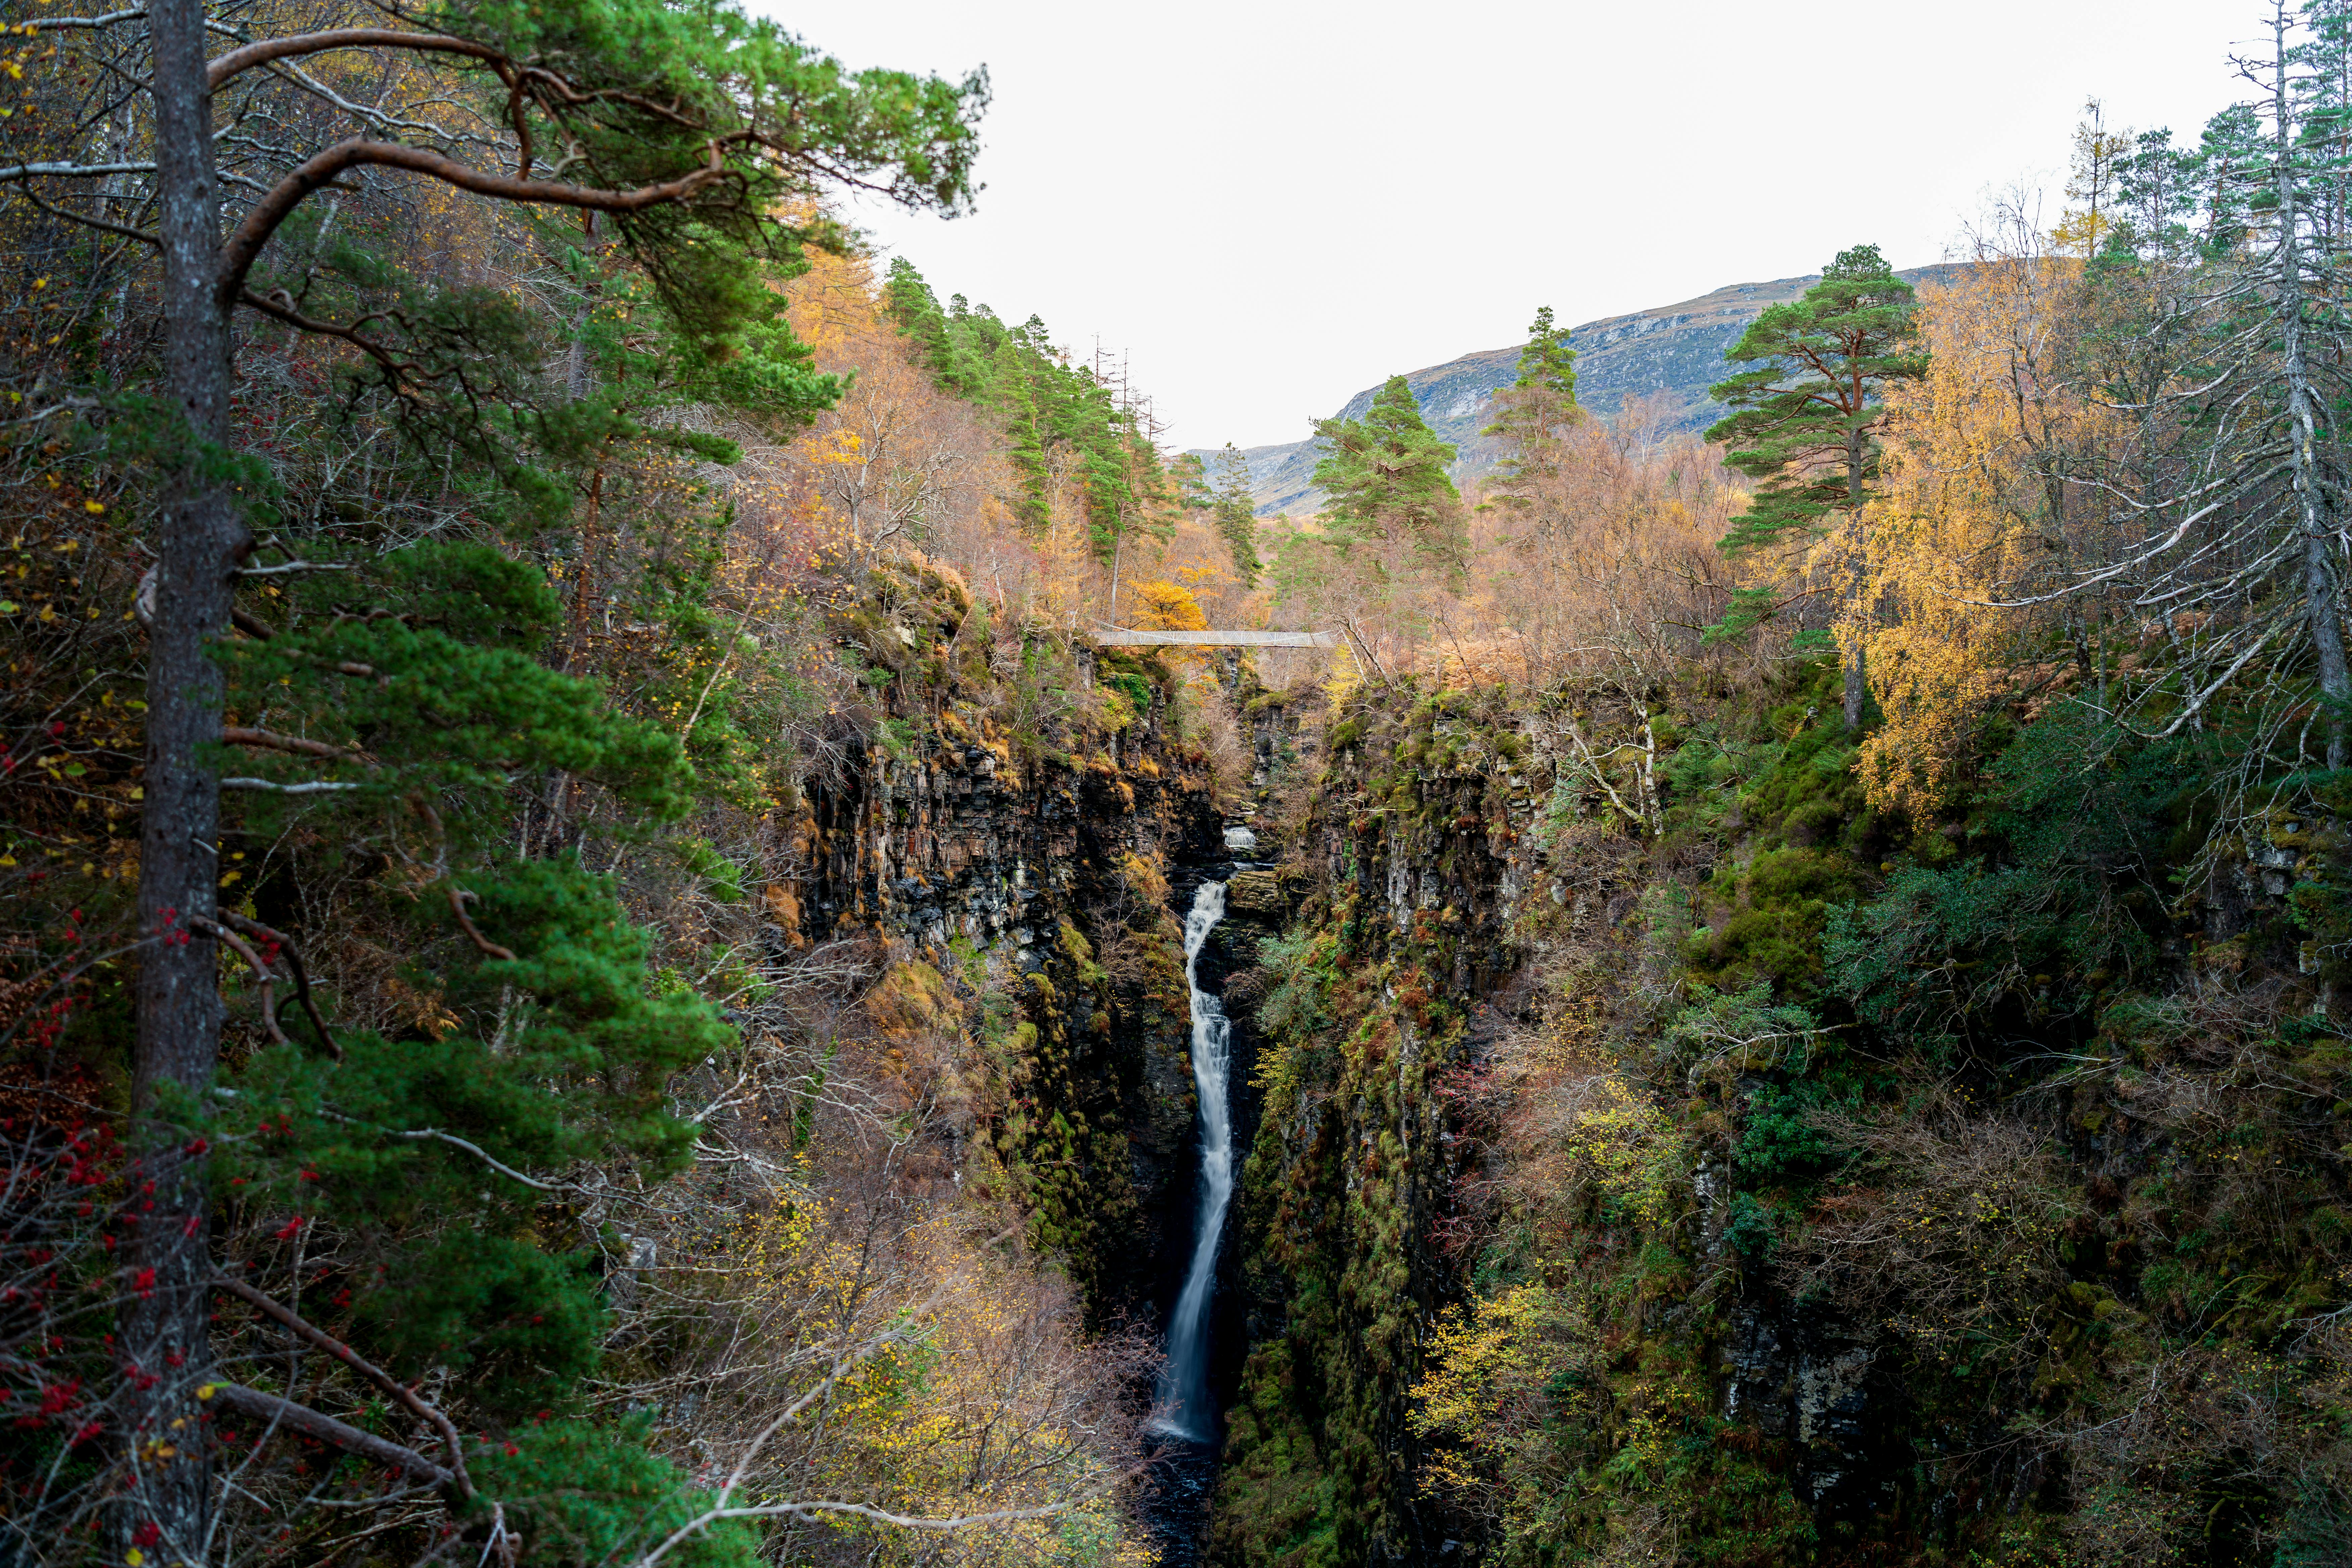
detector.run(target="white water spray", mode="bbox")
[1155,880,1231,1441]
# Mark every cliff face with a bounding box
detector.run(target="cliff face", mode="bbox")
[1198,264,1972,517]
[768,621,1226,1313]
[1200,659,2352,1567]
[1199,678,1960,1563]
[766,622,2352,1566]
[1210,685,1543,1565]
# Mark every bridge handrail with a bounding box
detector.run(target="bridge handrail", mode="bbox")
[1090,623,1340,649]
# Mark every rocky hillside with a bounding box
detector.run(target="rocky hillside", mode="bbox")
[1202,263,1969,516]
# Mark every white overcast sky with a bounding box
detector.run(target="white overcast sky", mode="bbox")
[753,0,2264,452]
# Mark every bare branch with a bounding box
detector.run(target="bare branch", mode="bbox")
[385,1127,572,1192]
[637,1493,1111,1568]
[221,725,365,764]
[27,8,148,30]
[0,161,155,183]
[213,1277,475,1500]
[208,1383,452,1489]
[446,885,517,963]
[205,29,505,91]
[235,288,414,389]
[217,137,732,306]
[7,181,159,247]
[219,777,362,794]
[216,911,338,1059]
[189,916,288,1046]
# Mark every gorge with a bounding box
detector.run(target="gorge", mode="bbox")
[771,604,2352,1566]
[14,6,2352,1559]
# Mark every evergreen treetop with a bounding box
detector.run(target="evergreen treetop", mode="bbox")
[1211,445,1266,586]
[1481,305,1582,537]
[1499,305,1578,409]
[1705,243,1926,557]
[1311,375,1465,570]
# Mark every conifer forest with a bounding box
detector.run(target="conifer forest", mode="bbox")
[10,0,2352,1563]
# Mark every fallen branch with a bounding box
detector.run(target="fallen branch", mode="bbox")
[1338,616,1391,688]
[235,559,355,578]
[1559,710,1652,836]
[220,778,362,795]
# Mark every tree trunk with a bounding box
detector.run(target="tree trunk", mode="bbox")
[2275,8,2352,771]
[1843,423,1868,731]
[129,0,238,1551]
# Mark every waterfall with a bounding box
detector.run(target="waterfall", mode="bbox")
[1156,879,1232,1441]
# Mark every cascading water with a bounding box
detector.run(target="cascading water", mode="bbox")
[1155,879,1232,1441]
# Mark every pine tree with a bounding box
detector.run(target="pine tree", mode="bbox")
[993,337,1055,531]
[2055,99,2135,256]
[1311,376,1466,572]
[2193,103,2267,248]
[883,257,964,388]
[2114,128,2200,259]
[1706,244,1926,728]
[1212,444,1265,586]
[78,0,986,1554]
[888,285,1168,559]
[1482,305,1582,539]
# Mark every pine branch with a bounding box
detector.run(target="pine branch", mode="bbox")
[215,911,338,1059]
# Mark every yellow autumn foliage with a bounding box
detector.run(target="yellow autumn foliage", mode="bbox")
[1410,1280,1598,1503]
[1121,578,1208,632]
[1556,1071,1687,1230]
[1851,252,2117,819]
[725,1187,1153,1567]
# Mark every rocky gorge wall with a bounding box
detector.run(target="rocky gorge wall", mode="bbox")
[754,631,2352,1566]
[1206,681,1550,1565]
[1196,650,2352,1568]
[1199,668,2035,1566]
[758,627,1227,1316]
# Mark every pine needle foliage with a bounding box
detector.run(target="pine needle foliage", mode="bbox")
[1480,305,1581,538]
[881,260,1173,560]
[1309,375,1467,570]
[1706,245,1927,560]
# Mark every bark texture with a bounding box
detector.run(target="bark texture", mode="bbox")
[129,0,241,1552]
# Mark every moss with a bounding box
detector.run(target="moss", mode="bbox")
[865,959,960,1035]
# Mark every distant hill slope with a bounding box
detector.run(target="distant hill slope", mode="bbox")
[1197,263,1969,517]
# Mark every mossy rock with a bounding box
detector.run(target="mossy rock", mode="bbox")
[1228,870,1292,917]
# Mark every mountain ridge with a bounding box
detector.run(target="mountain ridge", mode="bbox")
[1194,262,1971,517]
